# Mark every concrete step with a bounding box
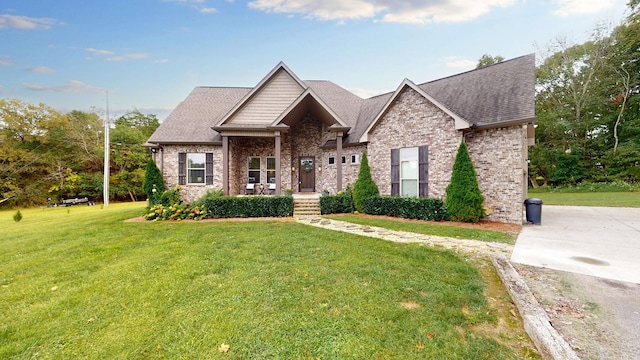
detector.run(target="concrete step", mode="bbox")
[293,197,321,217]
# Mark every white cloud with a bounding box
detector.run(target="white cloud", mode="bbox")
[249,0,377,20]
[86,47,115,55]
[349,87,384,98]
[163,0,216,13]
[154,59,170,64]
[107,53,148,62]
[247,0,515,23]
[552,0,617,17]
[0,14,57,30]
[0,55,12,66]
[27,66,55,73]
[24,80,103,93]
[445,56,476,69]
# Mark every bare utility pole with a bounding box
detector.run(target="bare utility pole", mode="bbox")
[103,90,110,207]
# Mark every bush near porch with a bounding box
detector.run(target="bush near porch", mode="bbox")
[203,196,293,218]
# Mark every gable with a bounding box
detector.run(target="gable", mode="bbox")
[360,80,468,142]
[224,69,305,126]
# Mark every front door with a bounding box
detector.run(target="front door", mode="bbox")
[299,157,315,192]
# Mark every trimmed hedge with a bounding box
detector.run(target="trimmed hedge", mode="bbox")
[203,196,294,218]
[362,196,448,221]
[320,192,354,214]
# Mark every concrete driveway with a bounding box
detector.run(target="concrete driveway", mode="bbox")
[511,205,640,284]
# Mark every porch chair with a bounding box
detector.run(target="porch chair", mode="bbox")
[268,177,276,195]
[245,177,256,195]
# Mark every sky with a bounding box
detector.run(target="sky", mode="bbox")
[0,0,631,121]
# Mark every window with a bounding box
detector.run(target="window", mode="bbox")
[400,147,418,197]
[187,153,206,184]
[248,157,260,183]
[341,156,346,164]
[351,154,359,164]
[391,146,428,197]
[267,157,276,183]
[178,152,213,185]
[328,157,335,165]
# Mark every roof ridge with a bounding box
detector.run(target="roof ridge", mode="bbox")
[418,53,534,86]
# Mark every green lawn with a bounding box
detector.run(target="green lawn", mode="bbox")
[325,214,517,244]
[0,203,538,359]
[527,191,640,207]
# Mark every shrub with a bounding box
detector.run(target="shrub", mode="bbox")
[445,141,485,223]
[362,196,447,221]
[203,196,293,218]
[320,189,354,214]
[144,185,205,221]
[13,210,22,222]
[353,152,379,213]
[143,160,166,205]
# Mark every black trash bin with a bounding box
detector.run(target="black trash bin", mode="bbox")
[524,198,543,225]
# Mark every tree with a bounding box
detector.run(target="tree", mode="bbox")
[476,54,504,68]
[353,151,379,213]
[445,141,485,223]
[143,159,165,205]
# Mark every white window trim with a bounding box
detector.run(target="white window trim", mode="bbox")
[248,156,261,183]
[400,147,418,197]
[187,153,206,184]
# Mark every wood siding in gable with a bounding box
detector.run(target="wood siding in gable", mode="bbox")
[226,70,304,126]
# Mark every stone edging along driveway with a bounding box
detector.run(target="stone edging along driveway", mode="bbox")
[296,216,579,360]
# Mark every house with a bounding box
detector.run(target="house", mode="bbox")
[145,54,535,224]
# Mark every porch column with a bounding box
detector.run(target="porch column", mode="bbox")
[336,131,343,192]
[275,131,281,195]
[222,135,229,195]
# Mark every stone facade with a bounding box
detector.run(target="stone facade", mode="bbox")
[366,86,527,224]
[466,125,528,224]
[160,144,221,203]
[367,87,462,198]
[158,87,528,223]
[319,146,365,193]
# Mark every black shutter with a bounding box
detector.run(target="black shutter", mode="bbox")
[391,148,399,196]
[418,145,429,197]
[178,153,186,185]
[205,152,213,185]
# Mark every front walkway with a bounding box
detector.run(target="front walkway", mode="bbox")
[296,216,513,258]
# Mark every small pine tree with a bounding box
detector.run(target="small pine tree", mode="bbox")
[143,159,165,205]
[445,141,485,223]
[353,151,379,213]
[13,210,22,222]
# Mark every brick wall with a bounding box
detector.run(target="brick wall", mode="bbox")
[366,86,527,224]
[466,125,528,224]
[160,145,222,203]
[367,87,461,198]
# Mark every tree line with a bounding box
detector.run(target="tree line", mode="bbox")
[529,0,640,186]
[0,98,158,207]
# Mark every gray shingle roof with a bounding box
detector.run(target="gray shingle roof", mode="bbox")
[147,86,250,144]
[418,54,535,128]
[146,54,535,146]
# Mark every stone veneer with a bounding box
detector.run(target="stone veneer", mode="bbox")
[159,88,527,223]
[466,125,528,224]
[159,144,222,203]
[366,87,527,224]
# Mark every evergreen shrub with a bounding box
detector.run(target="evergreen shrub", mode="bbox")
[353,152,379,213]
[362,196,447,221]
[320,188,354,214]
[143,160,166,205]
[445,141,485,223]
[203,196,293,218]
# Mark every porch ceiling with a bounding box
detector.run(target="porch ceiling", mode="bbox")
[279,93,341,127]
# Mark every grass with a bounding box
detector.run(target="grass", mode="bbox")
[0,203,538,359]
[527,191,640,207]
[325,214,516,244]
